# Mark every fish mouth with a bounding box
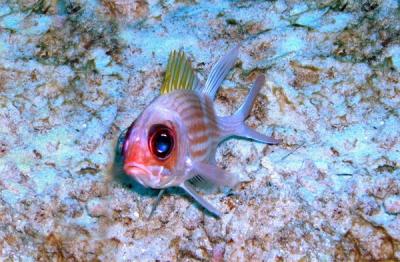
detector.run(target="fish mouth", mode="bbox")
[123,163,171,188]
[123,163,153,183]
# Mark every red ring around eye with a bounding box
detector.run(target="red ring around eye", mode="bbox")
[148,124,175,160]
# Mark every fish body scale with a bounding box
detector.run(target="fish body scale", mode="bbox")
[158,91,220,162]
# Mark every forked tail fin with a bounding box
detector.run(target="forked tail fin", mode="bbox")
[218,75,281,144]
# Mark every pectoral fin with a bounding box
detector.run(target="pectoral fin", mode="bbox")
[180,182,222,217]
[192,162,238,188]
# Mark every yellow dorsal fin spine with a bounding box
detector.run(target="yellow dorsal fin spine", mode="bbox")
[161,50,198,94]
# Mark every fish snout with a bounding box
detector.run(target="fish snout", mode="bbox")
[123,163,153,178]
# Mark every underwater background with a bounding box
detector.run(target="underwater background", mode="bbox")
[0,0,399,260]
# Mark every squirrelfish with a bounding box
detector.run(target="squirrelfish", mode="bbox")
[120,46,280,217]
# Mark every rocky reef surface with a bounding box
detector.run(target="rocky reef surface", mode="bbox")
[0,0,399,260]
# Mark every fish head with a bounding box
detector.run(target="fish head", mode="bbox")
[122,104,189,188]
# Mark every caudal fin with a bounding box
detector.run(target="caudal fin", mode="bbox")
[218,75,281,145]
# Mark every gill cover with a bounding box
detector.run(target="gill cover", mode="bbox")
[147,49,201,217]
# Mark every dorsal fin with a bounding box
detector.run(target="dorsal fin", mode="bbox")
[160,50,199,94]
[202,45,239,99]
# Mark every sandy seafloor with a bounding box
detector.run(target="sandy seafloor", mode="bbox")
[0,0,399,261]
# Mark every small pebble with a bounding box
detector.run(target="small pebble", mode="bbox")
[384,195,400,215]
[87,198,108,217]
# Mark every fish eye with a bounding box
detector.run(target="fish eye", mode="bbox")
[148,124,175,160]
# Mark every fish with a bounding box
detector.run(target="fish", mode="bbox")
[119,46,281,217]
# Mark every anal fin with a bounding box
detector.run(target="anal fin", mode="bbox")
[239,126,282,145]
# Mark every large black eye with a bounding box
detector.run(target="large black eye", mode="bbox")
[149,124,175,159]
